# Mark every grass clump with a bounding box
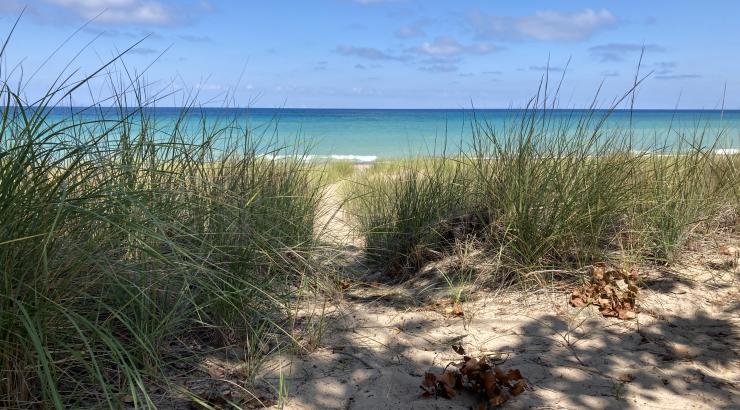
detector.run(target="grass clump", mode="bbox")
[351,94,740,285]
[353,155,473,276]
[0,31,326,409]
[314,159,358,183]
[470,107,639,269]
[629,139,739,262]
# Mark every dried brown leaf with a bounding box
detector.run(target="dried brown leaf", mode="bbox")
[506,369,523,381]
[460,357,481,375]
[452,302,464,317]
[420,348,527,405]
[439,370,458,388]
[493,366,507,384]
[617,308,636,320]
[482,371,497,393]
[593,265,605,281]
[421,372,436,388]
[719,245,739,256]
[510,380,526,396]
[489,391,509,407]
[439,383,456,398]
[570,294,587,307]
[570,263,640,320]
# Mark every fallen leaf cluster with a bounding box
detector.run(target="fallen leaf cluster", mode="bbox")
[428,299,464,317]
[420,346,526,408]
[570,263,639,320]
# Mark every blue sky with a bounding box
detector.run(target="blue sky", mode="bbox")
[1,0,738,108]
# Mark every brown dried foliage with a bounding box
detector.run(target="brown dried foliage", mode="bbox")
[427,299,465,317]
[420,346,527,408]
[570,263,640,320]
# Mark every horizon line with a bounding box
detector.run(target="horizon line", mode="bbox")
[35,106,740,111]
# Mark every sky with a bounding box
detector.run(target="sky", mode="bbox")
[0,0,738,109]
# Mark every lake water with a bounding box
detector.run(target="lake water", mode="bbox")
[43,107,740,161]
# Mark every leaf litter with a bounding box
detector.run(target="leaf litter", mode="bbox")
[427,298,465,317]
[420,346,527,408]
[570,263,640,320]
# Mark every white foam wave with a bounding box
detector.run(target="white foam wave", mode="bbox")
[325,154,377,163]
[262,154,378,163]
[714,148,740,155]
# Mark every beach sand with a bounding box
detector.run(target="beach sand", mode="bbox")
[254,182,740,410]
[258,254,739,409]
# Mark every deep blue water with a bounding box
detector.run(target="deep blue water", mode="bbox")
[41,107,740,160]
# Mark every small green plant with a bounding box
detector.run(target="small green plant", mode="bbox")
[277,370,289,409]
[612,382,626,401]
[440,239,478,304]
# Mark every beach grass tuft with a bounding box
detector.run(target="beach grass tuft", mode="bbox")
[0,29,327,408]
[350,93,740,284]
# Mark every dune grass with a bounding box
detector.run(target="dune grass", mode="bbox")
[0,37,331,408]
[353,154,473,275]
[350,98,740,285]
[310,159,357,184]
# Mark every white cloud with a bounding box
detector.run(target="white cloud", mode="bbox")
[416,37,463,56]
[336,45,408,61]
[45,0,174,25]
[407,37,499,57]
[470,8,617,41]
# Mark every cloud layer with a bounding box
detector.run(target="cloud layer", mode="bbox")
[406,37,498,57]
[335,45,408,61]
[46,0,174,24]
[588,43,664,62]
[469,8,617,41]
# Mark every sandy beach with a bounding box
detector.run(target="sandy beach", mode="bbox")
[249,178,739,410]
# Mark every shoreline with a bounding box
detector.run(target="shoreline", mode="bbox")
[304,147,740,166]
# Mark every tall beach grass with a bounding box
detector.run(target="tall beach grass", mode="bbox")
[350,91,740,284]
[0,27,329,408]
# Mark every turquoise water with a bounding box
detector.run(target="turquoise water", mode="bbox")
[45,108,740,160]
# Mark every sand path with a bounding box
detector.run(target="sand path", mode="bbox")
[258,181,740,409]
